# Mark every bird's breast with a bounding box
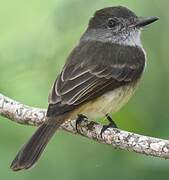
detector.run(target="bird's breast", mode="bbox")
[75,82,138,120]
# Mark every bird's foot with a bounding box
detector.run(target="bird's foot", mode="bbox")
[100,114,118,138]
[75,114,88,133]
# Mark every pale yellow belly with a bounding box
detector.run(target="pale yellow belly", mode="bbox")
[72,83,138,120]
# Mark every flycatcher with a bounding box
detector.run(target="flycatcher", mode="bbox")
[11,6,159,171]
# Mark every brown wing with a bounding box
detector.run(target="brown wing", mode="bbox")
[47,41,145,117]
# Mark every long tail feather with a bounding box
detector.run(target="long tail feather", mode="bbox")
[10,117,64,171]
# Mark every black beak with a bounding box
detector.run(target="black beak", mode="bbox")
[135,16,159,28]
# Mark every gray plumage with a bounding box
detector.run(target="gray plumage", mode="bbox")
[10,6,158,171]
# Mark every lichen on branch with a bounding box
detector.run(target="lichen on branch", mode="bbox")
[0,93,169,160]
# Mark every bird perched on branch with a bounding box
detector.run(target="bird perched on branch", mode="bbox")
[11,6,159,171]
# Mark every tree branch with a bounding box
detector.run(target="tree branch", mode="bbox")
[0,93,169,160]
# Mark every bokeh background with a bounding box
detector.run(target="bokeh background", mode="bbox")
[0,0,169,179]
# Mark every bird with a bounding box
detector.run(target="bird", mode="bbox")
[10,6,159,171]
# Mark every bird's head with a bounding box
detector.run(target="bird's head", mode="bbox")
[81,6,159,47]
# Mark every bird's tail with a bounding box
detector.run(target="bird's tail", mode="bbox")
[10,116,66,171]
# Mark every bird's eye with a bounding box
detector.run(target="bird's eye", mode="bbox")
[107,18,118,29]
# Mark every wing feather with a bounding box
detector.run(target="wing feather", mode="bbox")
[47,41,145,117]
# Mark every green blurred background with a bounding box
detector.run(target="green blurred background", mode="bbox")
[0,0,169,179]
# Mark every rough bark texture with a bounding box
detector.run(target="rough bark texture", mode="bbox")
[1,93,169,159]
